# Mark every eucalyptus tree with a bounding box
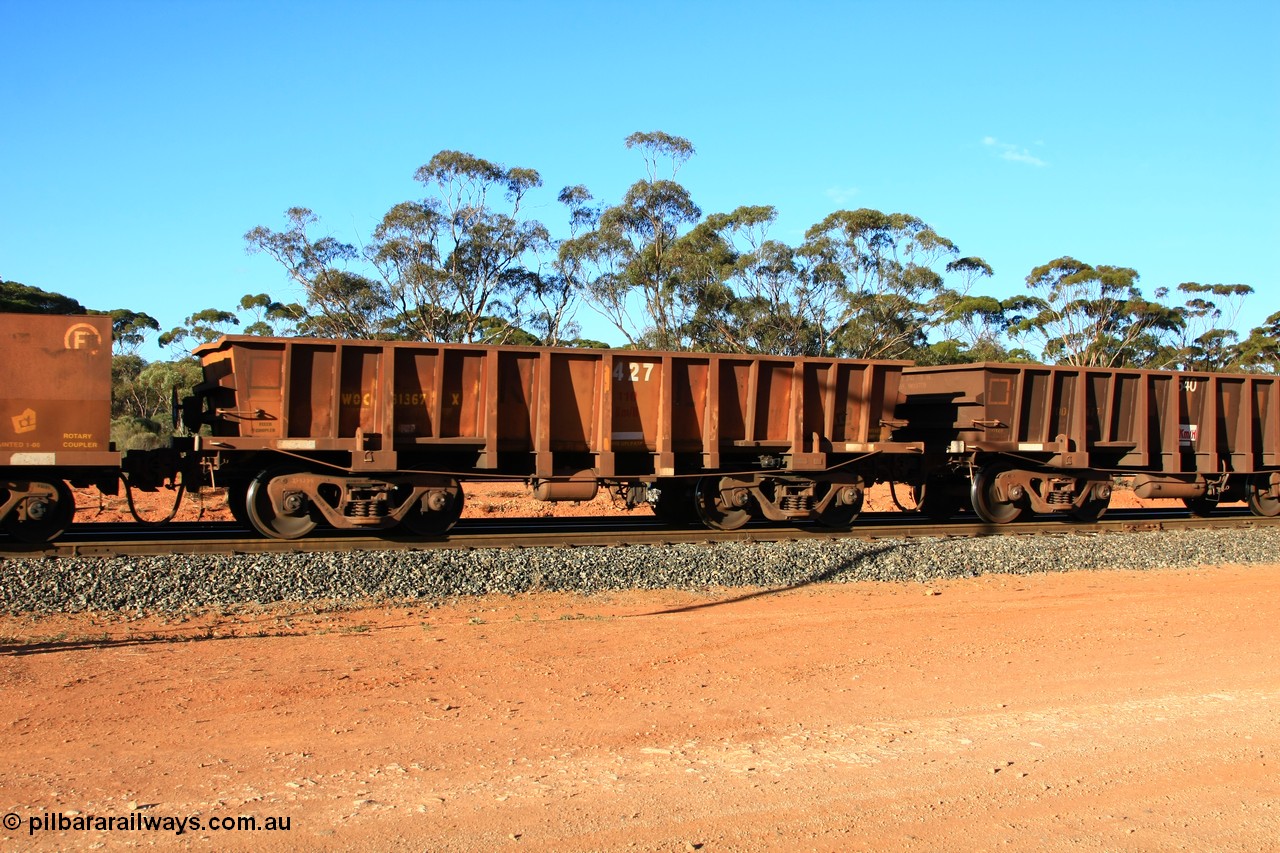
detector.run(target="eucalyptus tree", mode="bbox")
[563,132,703,349]
[798,209,973,359]
[0,279,87,314]
[920,257,1033,363]
[522,185,597,347]
[1008,257,1184,367]
[1237,311,1280,372]
[728,234,828,356]
[236,293,308,337]
[368,150,550,343]
[111,357,202,423]
[113,308,204,442]
[247,152,552,345]
[672,205,831,356]
[1169,282,1254,370]
[105,309,161,354]
[245,207,393,339]
[157,308,241,355]
[665,209,741,352]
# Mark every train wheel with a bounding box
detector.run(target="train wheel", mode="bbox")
[815,484,864,530]
[1182,496,1217,518]
[1247,474,1280,517]
[971,466,1031,524]
[245,468,318,540]
[693,477,751,531]
[225,483,251,527]
[1,481,75,543]
[1071,496,1110,522]
[401,481,465,535]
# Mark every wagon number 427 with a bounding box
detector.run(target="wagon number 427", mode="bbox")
[614,362,654,382]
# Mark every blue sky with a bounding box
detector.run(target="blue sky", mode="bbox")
[3,0,1277,359]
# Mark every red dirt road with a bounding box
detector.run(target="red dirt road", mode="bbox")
[1,563,1277,851]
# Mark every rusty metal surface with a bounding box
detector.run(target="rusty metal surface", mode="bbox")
[0,313,118,469]
[899,363,1280,474]
[191,336,918,478]
[7,509,1277,559]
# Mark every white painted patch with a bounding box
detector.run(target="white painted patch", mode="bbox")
[10,453,56,465]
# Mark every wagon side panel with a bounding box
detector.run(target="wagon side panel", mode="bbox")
[288,343,337,439]
[0,313,117,468]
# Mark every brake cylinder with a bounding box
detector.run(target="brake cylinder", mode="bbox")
[531,471,599,502]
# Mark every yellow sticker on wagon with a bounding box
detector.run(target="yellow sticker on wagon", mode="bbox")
[11,408,36,434]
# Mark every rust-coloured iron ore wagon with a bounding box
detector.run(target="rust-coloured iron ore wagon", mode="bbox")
[168,335,921,538]
[4,312,1279,542]
[896,363,1280,523]
[0,314,119,541]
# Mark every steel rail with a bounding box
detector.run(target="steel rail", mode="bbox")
[2,510,1277,559]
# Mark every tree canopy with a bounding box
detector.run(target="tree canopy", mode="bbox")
[1,279,88,314]
[7,131,1275,378]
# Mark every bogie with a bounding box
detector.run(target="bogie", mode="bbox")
[0,480,76,543]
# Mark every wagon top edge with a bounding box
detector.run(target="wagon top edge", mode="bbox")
[192,334,915,367]
[902,361,1276,381]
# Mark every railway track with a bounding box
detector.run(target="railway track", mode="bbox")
[3,508,1277,559]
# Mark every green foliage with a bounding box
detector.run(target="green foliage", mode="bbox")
[624,131,695,179]
[563,132,703,349]
[246,207,390,339]
[1166,282,1255,370]
[1009,257,1185,367]
[107,309,161,353]
[0,280,87,314]
[112,356,202,424]
[110,416,165,451]
[1237,311,1280,372]
[799,209,968,358]
[924,288,1022,364]
[235,138,1264,372]
[159,308,240,355]
[370,150,551,344]
[248,154,555,345]
[237,293,307,337]
[566,337,612,349]
[673,206,824,355]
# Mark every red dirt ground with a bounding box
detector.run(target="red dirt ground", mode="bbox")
[2,482,1269,850]
[1,565,1276,850]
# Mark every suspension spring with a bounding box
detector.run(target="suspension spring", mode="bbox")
[345,500,388,517]
[779,495,813,512]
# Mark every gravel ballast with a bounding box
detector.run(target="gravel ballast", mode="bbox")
[3,529,1280,615]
